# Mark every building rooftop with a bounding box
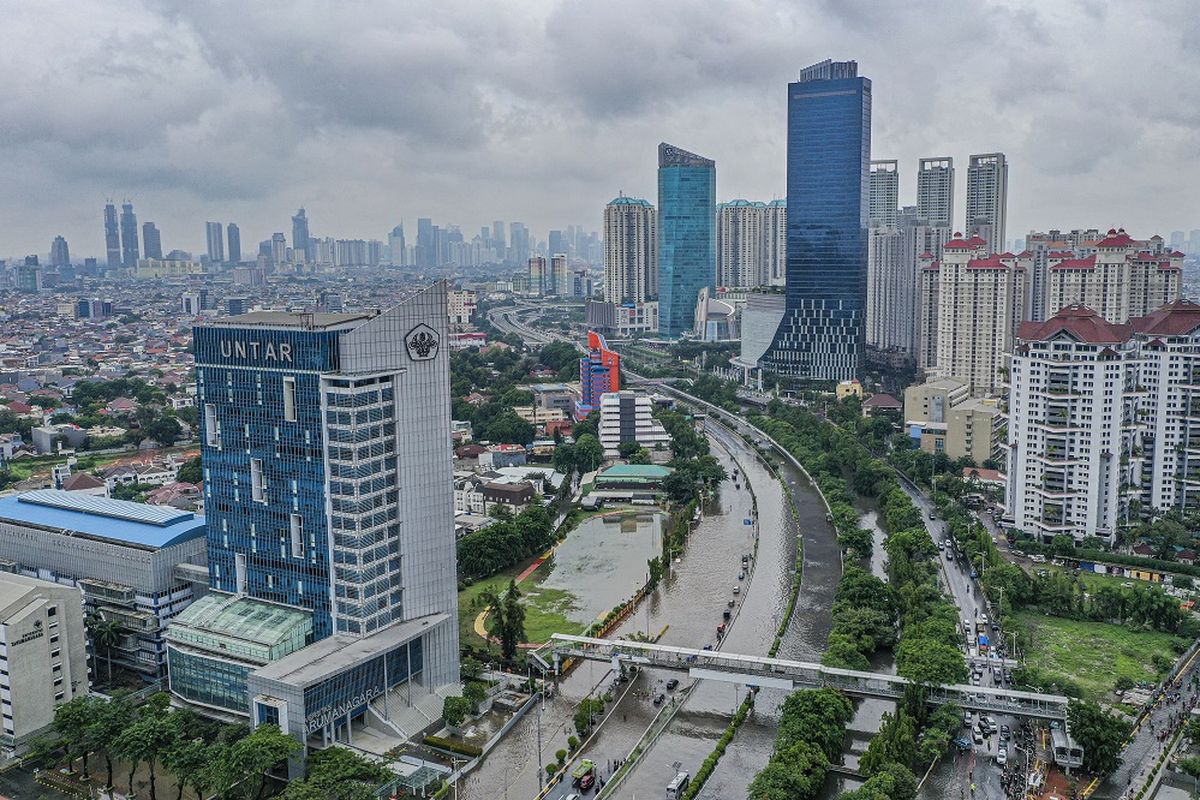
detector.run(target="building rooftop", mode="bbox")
[1131,299,1200,337]
[169,592,312,648]
[597,464,674,479]
[212,311,377,330]
[1017,305,1131,345]
[0,489,205,549]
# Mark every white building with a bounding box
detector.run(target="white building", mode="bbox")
[1045,228,1182,324]
[965,153,1008,254]
[916,157,954,229]
[448,289,477,328]
[603,197,657,303]
[716,200,785,289]
[1005,306,1132,545]
[927,233,1029,396]
[866,226,909,352]
[868,160,898,228]
[0,572,90,750]
[598,391,670,457]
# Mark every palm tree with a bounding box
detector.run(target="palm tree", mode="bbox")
[86,614,123,687]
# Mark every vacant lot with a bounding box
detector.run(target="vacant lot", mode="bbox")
[1014,611,1179,703]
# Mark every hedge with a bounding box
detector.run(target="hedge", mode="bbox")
[423,735,483,758]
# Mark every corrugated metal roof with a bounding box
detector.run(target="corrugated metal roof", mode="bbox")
[0,490,205,550]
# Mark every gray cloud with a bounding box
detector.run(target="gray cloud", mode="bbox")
[1,0,1198,258]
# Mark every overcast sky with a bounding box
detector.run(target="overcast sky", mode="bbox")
[3,0,1199,259]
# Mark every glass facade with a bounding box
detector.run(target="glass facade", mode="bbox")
[766,60,871,382]
[168,646,255,711]
[657,143,716,339]
[300,638,422,734]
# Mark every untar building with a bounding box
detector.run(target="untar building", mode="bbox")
[167,283,459,753]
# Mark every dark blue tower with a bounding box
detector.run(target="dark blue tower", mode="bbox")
[765,59,871,382]
[657,142,715,339]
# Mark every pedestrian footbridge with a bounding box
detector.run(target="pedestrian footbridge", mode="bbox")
[549,634,1069,721]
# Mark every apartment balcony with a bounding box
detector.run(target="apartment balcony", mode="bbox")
[1034,518,1074,533]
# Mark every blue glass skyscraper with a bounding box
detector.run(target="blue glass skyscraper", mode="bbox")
[657,142,715,338]
[764,59,871,382]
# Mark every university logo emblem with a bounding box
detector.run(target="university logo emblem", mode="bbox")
[405,324,440,361]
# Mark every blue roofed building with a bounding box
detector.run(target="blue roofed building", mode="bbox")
[0,489,208,681]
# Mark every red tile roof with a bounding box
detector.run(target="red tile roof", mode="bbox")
[1049,255,1097,270]
[1096,230,1135,247]
[1130,300,1200,337]
[943,234,989,250]
[966,255,1009,269]
[1017,305,1131,344]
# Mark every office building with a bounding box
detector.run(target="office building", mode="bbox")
[389,225,406,266]
[49,236,70,267]
[527,256,547,297]
[181,290,210,316]
[104,202,122,270]
[577,331,620,418]
[1045,228,1182,324]
[448,290,476,327]
[270,233,287,266]
[598,391,670,457]
[548,230,567,261]
[716,200,786,289]
[168,284,459,750]
[603,196,657,303]
[763,59,871,382]
[509,222,531,266]
[868,160,898,228]
[143,222,163,260]
[227,223,242,264]
[585,299,660,338]
[292,208,311,262]
[15,261,41,293]
[928,234,1029,396]
[904,377,1001,464]
[965,153,1008,254]
[0,490,207,680]
[206,222,226,264]
[550,254,569,296]
[0,572,89,750]
[657,142,716,338]
[120,202,140,268]
[916,157,955,228]
[1005,306,1132,545]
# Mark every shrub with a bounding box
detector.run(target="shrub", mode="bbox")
[422,735,482,758]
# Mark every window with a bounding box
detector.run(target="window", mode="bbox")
[205,404,220,446]
[290,514,304,559]
[235,553,247,595]
[250,458,265,502]
[283,377,297,422]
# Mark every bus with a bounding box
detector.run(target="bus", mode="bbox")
[666,772,691,799]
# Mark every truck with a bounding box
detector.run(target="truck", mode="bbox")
[571,759,595,786]
[976,614,989,634]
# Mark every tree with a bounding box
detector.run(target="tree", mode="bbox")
[163,736,211,800]
[225,723,302,800]
[113,711,178,800]
[463,681,487,713]
[442,696,473,727]
[89,696,135,790]
[279,747,394,800]
[177,456,202,484]
[142,416,183,447]
[838,762,918,800]
[859,709,918,775]
[480,580,526,659]
[617,440,641,459]
[53,696,103,777]
[1067,700,1131,777]
[86,613,123,686]
[573,434,604,473]
[747,740,829,800]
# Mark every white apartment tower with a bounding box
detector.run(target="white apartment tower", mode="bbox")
[716,200,786,288]
[930,233,1029,396]
[1045,228,1182,324]
[869,161,899,228]
[965,153,1008,254]
[603,196,657,303]
[866,227,909,352]
[1005,306,1133,545]
[917,157,955,228]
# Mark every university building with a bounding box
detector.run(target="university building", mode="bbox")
[166,283,459,760]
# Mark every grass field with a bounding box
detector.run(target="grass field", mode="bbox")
[1013,610,1179,702]
[458,558,584,652]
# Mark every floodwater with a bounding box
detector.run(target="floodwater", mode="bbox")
[0,767,70,799]
[536,512,663,626]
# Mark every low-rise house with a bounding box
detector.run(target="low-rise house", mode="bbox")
[480,481,536,513]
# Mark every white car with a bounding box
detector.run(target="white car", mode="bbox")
[996,748,1008,765]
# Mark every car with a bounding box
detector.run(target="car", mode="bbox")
[953,737,972,751]
[970,569,978,579]
[970,674,981,686]
[938,540,946,550]
[996,748,1008,765]
[972,730,985,745]
[946,551,953,561]
[1000,724,1011,737]
[732,585,740,595]
[738,572,745,580]
[564,795,581,800]
[963,711,972,727]
[579,773,596,791]
[666,679,679,691]
[653,693,665,706]
[928,511,937,520]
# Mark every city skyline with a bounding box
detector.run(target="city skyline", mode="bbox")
[3,1,1198,256]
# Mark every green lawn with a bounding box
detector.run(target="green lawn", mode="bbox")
[458,559,584,652]
[1013,611,1179,703]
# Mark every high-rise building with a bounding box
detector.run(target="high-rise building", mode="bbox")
[227,223,241,264]
[657,142,716,338]
[491,221,505,256]
[716,200,786,289]
[527,256,546,297]
[416,218,435,268]
[389,224,406,266]
[1045,228,1182,323]
[120,202,140,268]
[603,196,657,303]
[577,331,620,418]
[550,254,569,296]
[1189,230,1200,257]
[292,208,311,262]
[205,222,225,264]
[49,235,70,267]
[169,284,459,747]
[965,153,1008,254]
[142,222,163,260]
[916,157,955,228]
[598,391,670,458]
[868,160,898,228]
[865,226,908,352]
[763,59,870,381]
[271,233,287,266]
[103,202,121,270]
[927,233,1029,396]
[509,222,531,267]
[548,230,567,261]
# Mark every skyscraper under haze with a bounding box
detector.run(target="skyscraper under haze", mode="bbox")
[104,202,121,270]
[206,222,226,264]
[657,142,716,338]
[49,236,70,267]
[227,223,241,264]
[763,59,871,382]
[120,202,139,268]
[965,153,1008,254]
[917,157,955,228]
[604,196,657,303]
[292,208,311,262]
[142,222,163,260]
